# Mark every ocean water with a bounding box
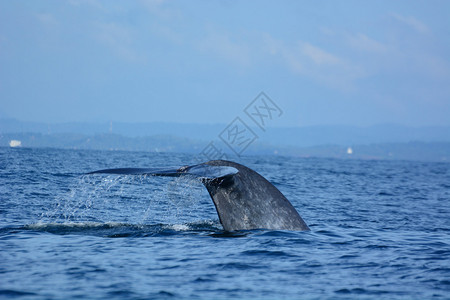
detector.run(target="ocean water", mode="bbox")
[1,147,449,299]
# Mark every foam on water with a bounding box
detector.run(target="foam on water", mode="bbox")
[17,220,225,240]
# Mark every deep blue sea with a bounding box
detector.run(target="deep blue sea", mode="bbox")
[1,147,450,299]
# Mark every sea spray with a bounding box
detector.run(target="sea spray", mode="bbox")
[140,175,211,225]
[39,173,212,226]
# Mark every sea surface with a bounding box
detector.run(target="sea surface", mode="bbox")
[1,147,450,299]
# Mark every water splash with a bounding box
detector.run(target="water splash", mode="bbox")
[39,174,214,227]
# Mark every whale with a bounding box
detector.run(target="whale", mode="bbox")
[89,160,310,231]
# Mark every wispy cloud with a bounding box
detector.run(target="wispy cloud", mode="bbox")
[94,22,146,62]
[140,0,180,20]
[262,35,365,91]
[346,33,388,53]
[68,0,103,9]
[390,13,429,34]
[301,42,342,65]
[151,24,184,45]
[35,13,58,27]
[197,32,250,66]
[140,0,166,9]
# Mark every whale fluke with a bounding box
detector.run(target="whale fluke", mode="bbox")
[88,160,309,231]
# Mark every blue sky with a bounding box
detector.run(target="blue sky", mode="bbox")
[0,0,449,127]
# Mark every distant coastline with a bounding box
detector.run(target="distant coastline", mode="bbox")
[2,119,450,162]
[2,131,449,163]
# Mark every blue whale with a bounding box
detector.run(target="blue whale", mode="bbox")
[89,160,309,231]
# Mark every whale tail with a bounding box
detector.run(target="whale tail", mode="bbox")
[87,164,238,180]
[88,160,309,231]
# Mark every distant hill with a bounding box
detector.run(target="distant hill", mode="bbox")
[1,119,449,148]
[0,132,202,153]
[1,131,449,163]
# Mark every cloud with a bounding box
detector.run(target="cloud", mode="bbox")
[300,42,342,65]
[140,0,166,8]
[140,0,180,20]
[262,35,365,91]
[347,33,388,53]
[94,22,145,62]
[68,0,103,9]
[197,32,250,66]
[263,35,343,69]
[390,13,429,34]
[35,13,58,27]
[150,24,183,45]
